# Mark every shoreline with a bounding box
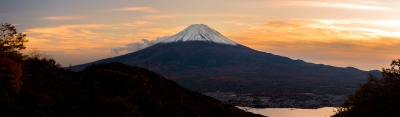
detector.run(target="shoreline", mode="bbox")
[236,107,338,117]
[237,106,339,110]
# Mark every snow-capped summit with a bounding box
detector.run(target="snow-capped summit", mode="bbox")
[160,24,238,45]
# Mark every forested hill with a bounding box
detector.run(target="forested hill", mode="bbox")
[0,23,262,117]
[0,60,263,117]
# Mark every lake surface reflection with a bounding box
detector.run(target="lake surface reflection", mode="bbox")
[238,107,337,117]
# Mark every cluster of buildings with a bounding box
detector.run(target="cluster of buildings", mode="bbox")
[203,92,346,108]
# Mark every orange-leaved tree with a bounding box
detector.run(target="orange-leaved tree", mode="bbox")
[0,52,22,92]
[0,23,28,92]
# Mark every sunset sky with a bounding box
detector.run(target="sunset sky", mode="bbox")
[1,0,399,70]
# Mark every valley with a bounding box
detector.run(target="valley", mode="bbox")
[204,91,346,108]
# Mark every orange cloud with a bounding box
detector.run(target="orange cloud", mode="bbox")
[231,19,400,42]
[238,0,391,11]
[226,19,400,70]
[24,24,108,39]
[141,13,260,19]
[187,13,261,18]
[142,14,180,19]
[22,23,185,60]
[23,24,113,52]
[274,1,391,11]
[221,21,246,26]
[123,21,155,27]
[38,16,83,20]
[114,7,158,13]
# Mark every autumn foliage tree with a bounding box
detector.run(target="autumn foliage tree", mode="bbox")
[334,59,400,117]
[0,23,27,92]
[0,52,22,92]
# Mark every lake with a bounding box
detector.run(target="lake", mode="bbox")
[238,107,337,117]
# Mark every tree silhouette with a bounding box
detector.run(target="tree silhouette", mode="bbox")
[0,23,28,61]
[334,59,400,117]
[0,23,28,53]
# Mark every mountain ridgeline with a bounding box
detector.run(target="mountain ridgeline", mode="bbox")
[72,24,380,95]
[1,58,263,116]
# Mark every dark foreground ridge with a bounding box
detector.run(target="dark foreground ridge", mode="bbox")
[1,62,263,117]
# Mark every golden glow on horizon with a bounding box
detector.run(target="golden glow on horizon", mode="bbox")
[225,19,400,70]
[23,19,400,70]
[3,0,398,70]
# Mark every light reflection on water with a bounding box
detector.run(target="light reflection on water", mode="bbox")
[237,107,337,117]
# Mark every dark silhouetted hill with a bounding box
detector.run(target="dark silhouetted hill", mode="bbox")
[0,58,263,117]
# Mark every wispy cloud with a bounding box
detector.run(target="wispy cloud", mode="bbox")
[362,20,400,28]
[23,24,112,52]
[141,13,259,19]
[114,7,158,13]
[142,14,180,19]
[313,19,400,37]
[221,21,247,26]
[111,21,155,29]
[276,1,391,11]
[111,36,169,54]
[188,13,261,18]
[226,19,400,70]
[38,16,83,20]
[24,24,108,36]
[23,23,184,55]
[22,23,136,67]
[123,21,154,27]
[110,26,185,54]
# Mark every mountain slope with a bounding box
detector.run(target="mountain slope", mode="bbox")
[72,24,380,95]
[78,63,263,117]
[1,60,263,117]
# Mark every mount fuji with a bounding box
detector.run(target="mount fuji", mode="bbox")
[72,24,380,95]
[159,24,237,45]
